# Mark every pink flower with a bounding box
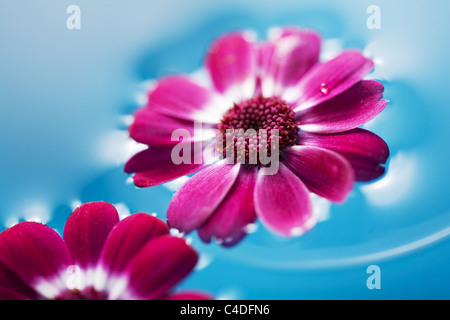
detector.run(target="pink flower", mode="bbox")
[125,27,389,246]
[0,201,210,300]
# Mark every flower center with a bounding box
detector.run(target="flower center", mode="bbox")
[217,95,299,166]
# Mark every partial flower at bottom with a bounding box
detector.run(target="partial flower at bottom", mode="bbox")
[0,201,210,300]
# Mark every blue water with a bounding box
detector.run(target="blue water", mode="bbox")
[1,0,449,299]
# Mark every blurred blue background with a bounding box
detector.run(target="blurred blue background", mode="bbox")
[1,0,449,299]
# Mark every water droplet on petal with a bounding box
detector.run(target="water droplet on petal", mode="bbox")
[320,83,329,95]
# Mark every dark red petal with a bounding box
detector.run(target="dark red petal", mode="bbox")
[129,108,199,147]
[198,166,257,246]
[167,161,240,234]
[0,260,38,299]
[99,213,169,275]
[0,222,72,295]
[63,202,119,269]
[259,27,321,96]
[146,75,225,123]
[125,145,207,188]
[0,285,30,300]
[206,31,257,101]
[125,235,198,300]
[298,80,388,133]
[254,164,314,237]
[300,129,389,181]
[290,50,374,111]
[165,291,213,300]
[284,146,354,202]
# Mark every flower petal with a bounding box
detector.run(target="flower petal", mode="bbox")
[0,222,72,295]
[147,75,227,123]
[298,80,388,133]
[63,202,119,270]
[284,146,354,202]
[0,285,30,300]
[259,27,321,96]
[0,260,38,299]
[125,145,207,188]
[299,129,389,181]
[167,160,240,234]
[287,50,374,111]
[125,235,198,300]
[99,213,169,275]
[129,108,200,147]
[165,291,213,300]
[254,163,314,237]
[198,166,257,246]
[206,31,257,102]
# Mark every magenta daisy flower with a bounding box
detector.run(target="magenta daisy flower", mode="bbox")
[0,201,210,300]
[125,27,389,246]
